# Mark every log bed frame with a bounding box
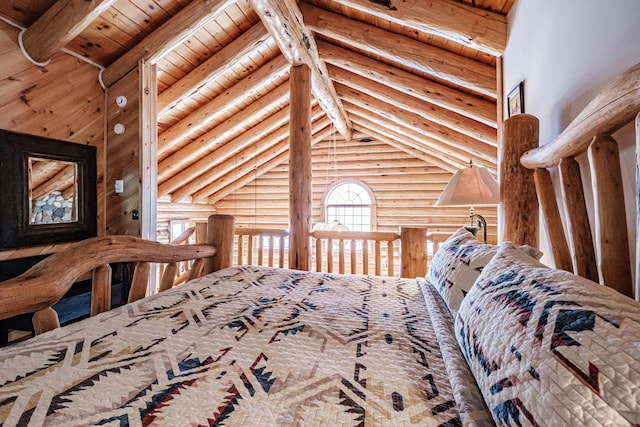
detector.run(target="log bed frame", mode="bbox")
[1,62,639,341]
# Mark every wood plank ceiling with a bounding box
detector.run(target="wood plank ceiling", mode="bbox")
[1,0,514,205]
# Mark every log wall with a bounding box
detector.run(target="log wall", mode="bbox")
[215,138,498,241]
[0,21,104,260]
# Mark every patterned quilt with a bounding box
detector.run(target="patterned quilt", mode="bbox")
[0,266,485,426]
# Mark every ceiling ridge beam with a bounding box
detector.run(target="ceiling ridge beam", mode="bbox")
[21,0,119,65]
[327,64,496,146]
[318,40,496,128]
[207,121,334,205]
[162,104,294,200]
[158,22,273,116]
[302,3,496,99]
[337,84,496,162]
[158,54,289,157]
[192,112,329,203]
[158,79,290,182]
[102,0,237,87]
[329,0,507,56]
[249,0,352,140]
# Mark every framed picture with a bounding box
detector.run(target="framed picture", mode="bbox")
[507,81,525,117]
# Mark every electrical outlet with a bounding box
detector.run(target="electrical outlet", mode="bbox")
[132,209,139,220]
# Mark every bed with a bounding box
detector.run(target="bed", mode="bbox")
[1,63,640,426]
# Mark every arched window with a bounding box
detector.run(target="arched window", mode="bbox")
[324,181,373,232]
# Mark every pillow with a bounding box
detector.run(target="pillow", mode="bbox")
[456,242,640,426]
[426,228,498,317]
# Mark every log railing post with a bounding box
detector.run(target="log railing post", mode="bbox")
[206,214,235,273]
[501,114,539,247]
[400,227,427,278]
[558,158,599,282]
[533,168,573,272]
[589,135,633,297]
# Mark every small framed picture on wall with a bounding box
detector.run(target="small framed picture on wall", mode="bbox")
[507,81,525,117]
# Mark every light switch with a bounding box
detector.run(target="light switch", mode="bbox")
[115,179,124,194]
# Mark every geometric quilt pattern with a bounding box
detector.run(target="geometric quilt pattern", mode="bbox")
[456,243,640,427]
[0,266,470,426]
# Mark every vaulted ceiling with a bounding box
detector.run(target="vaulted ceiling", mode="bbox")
[1,0,514,205]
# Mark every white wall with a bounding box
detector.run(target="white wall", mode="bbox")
[504,0,640,296]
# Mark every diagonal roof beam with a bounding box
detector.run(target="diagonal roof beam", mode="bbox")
[102,0,237,87]
[329,0,507,57]
[302,3,496,99]
[21,0,118,64]
[249,0,352,140]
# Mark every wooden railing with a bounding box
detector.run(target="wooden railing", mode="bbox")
[233,226,429,278]
[512,62,640,299]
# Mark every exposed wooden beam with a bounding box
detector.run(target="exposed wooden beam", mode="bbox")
[207,123,333,204]
[102,0,236,87]
[249,0,352,140]
[158,23,273,116]
[193,112,328,203]
[337,84,497,164]
[328,64,496,146]
[163,105,293,200]
[158,79,290,182]
[322,41,497,128]
[21,0,119,64]
[302,3,496,99]
[328,0,507,56]
[158,55,290,161]
[347,105,496,172]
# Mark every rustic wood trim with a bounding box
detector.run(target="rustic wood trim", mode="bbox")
[500,114,539,247]
[302,3,496,99]
[588,135,633,297]
[327,0,506,56]
[139,60,158,244]
[636,112,640,299]
[22,0,119,64]
[288,64,312,271]
[250,0,352,140]
[521,63,640,169]
[533,168,572,272]
[102,0,236,86]
[558,157,599,282]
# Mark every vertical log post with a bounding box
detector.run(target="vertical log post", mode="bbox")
[558,158,599,282]
[400,227,428,278]
[533,168,573,272]
[206,214,235,273]
[501,114,539,247]
[288,64,312,271]
[589,135,633,297]
[91,264,113,316]
[128,261,150,303]
[33,307,60,335]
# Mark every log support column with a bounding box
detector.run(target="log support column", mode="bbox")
[288,64,312,271]
[400,227,427,278]
[500,114,539,247]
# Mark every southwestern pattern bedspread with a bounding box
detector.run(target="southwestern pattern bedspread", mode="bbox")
[0,266,481,426]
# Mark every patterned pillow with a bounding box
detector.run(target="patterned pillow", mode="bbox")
[456,242,640,426]
[426,228,498,317]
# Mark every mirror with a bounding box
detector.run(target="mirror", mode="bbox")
[0,129,96,250]
[29,157,78,224]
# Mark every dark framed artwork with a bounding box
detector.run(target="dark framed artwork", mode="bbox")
[0,129,97,250]
[507,80,525,117]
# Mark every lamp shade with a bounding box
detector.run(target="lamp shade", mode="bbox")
[435,164,500,206]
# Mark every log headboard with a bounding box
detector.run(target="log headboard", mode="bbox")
[510,62,640,299]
